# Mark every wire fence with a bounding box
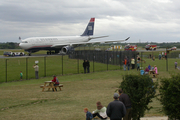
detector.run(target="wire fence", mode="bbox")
[0,50,137,83]
[2,49,180,83]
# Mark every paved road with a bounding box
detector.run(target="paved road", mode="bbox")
[98,117,168,120]
[0,54,63,59]
[140,116,168,120]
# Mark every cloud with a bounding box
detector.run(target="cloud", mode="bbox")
[0,0,180,42]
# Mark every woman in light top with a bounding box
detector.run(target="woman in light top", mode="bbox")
[92,101,107,119]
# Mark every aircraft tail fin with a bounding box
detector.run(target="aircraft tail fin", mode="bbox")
[81,18,95,36]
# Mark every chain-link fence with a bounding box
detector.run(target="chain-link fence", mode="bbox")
[138,50,180,72]
[0,50,137,83]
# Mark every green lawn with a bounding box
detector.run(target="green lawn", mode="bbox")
[0,50,179,119]
[0,70,167,120]
[0,55,121,83]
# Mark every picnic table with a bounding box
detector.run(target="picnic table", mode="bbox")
[40,81,63,92]
[149,70,154,75]
[149,70,159,78]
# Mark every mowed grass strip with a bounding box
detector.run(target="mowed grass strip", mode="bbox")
[0,70,167,120]
[0,55,121,83]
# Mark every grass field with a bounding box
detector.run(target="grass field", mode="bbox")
[0,55,120,83]
[0,49,180,119]
[0,70,167,120]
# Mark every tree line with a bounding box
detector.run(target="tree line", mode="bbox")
[0,42,180,49]
[0,42,20,49]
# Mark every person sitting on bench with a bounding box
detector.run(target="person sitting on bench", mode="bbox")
[51,75,59,91]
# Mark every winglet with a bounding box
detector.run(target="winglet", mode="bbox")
[125,37,130,41]
[19,37,21,40]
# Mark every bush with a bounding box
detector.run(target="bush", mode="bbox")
[159,74,180,119]
[119,74,158,120]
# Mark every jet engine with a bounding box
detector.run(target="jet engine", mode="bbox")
[61,46,74,54]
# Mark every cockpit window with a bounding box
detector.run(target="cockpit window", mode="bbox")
[22,41,28,43]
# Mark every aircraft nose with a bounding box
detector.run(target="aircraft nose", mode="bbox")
[19,43,25,49]
[19,43,22,47]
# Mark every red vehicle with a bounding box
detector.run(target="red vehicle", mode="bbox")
[145,44,157,50]
[124,45,137,51]
[171,46,177,50]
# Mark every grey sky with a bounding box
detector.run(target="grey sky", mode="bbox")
[0,0,179,43]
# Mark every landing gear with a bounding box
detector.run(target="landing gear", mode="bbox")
[28,52,31,56]
[47,51,56,55]
[47,51,51,55]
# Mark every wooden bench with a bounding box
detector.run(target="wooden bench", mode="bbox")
[40,84,63,91]
[54,84,63,91]
[152,73,159,78]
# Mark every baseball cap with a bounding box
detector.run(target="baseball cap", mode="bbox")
[114,93,119,98]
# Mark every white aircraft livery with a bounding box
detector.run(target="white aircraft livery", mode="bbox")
[19,18,130,55]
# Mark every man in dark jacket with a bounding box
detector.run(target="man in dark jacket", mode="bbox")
[85,60,90,73]
[83,60,86,73]
[118,89,132,120]
[106,93,126,120]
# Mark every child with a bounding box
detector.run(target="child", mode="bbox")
[137,61,140,71]
[20,71,23,80]
[175,61,178,69]
[84,108,93,120]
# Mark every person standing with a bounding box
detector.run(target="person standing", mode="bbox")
[175,61,178,69]
[137,61,140,71]
[158,53,162,60]
[106,93,126,120]
[127,58,130,71]
[86,60,90,73]
[123,58,127,71]
[83,60,86,73]
[20,71,23,80]
[118,89,132,120]
[92,101,107,119]
[84,108,93,120]
[131,58,135,69]
[33,64,39,79]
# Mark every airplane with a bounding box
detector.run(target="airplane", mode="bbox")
[19,18,130,56]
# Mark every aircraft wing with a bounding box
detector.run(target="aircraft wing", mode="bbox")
[51,37,130,48]
[87,37,130,44]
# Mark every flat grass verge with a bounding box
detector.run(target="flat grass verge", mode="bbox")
[0,70,167,120]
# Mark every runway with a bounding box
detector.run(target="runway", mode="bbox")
[0,49,179,59]
[0,54,63,58]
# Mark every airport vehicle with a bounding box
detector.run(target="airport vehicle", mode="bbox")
[145,44,157,50]
[19,18,130,56]
[124,44,137,51]
[3,51,25,57]
[171,46,177,50]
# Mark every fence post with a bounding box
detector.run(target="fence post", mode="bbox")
[62,55,63,75]
[93,52,94,72]
[166,48,168,71]
[119,51,121,70]
[26,57,28,80]
[107,51,108,71]
[77,58,79,74]
[113,48,114,65]
[5,59,8,82]
[44,56,46,77]
[141,52,143,69]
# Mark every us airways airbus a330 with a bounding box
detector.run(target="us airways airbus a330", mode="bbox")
[19,18,130,56]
